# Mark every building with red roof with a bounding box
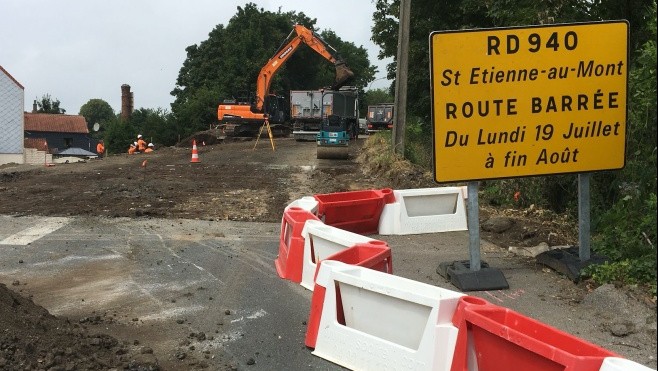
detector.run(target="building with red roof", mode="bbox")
[24,112,95,154]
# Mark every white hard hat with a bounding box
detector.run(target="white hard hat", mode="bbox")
[134,141,138,145]
[148,143,154,147]
[130,143,135,147]
[137,134,142,138]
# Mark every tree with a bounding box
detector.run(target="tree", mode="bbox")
[36,94,66,114]
[129,107,178,146]
[79,99,115,134]
[103,116,133,155]
[371,0,654,128]
[363,88,393,107]
[170,2,375,133]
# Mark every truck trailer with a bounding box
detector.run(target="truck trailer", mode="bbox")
[366,103,394,134]
[290,90,329,141]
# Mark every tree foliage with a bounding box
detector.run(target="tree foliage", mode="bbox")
[79,99,115,134]
[36,94,66,114]
[371,0,657,287]
[102,107,177,154]
[371,0,655,126]
[586,1,657,290]
[102,116,133,155]
[170,2,376,134]
[363,88,394,108]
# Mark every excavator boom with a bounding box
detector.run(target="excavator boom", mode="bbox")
[253,24,354,112]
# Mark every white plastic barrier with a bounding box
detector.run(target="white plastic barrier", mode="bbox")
[311,260,464,371]
[285,196,319,214]
[599,357,656,371]
[299,220,373,290]
[378,187,468,235]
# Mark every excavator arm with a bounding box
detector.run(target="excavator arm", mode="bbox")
[253,24,354,112]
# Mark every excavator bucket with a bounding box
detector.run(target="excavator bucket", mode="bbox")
[332,63,355,90]
[317,145,349,160]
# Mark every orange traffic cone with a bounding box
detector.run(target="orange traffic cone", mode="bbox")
[190,140,201,163]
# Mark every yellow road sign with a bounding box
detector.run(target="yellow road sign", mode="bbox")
[430,21,628,183]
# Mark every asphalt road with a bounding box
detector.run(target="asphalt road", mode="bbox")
[0,215,348,369]
[3,213,653,370]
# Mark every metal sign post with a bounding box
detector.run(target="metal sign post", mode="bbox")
[467,182,481,271]
[578,173,591,261]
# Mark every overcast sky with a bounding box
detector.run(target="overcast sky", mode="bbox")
[1,0,393,115]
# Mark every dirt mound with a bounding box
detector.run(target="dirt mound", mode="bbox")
[176,129,224,147]
[0,283,159,370]
[356,135,436,189]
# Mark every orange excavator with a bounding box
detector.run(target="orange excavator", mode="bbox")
[217,24,354,137]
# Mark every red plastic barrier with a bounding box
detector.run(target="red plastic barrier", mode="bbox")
[313,188,395,235]
[305,240,393,349]
[451,296,619,371]
[305,283,327,349]
[275,207,320,282]
[313,240,392,281]
[306,269,347,350]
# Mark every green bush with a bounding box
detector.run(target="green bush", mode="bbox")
[585,193,657,291]
[404,119,433,170]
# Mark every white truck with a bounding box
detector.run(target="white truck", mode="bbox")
[290,90,330,141]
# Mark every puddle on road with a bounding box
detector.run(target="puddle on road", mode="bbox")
[263,164,289,170]
[255,163,316,172]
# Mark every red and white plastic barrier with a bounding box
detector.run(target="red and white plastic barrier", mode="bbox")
[321,241,393,277]
[378,187,468,235]
[306,260,464,370]
[450,296,619,371]
[599,357,656,371]
[275,189,653,371]
[285,196,319,213]
[275,207,320,282]
[314,188,395,235]
[299,220,376,290]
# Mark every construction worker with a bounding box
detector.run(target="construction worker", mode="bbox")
[144,143,155,153]
[96,140,105,157]
[128,143,137,154]
[136,134,147,152]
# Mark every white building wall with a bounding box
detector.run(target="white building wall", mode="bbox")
[23,148,52,165]
[0,69,25,165]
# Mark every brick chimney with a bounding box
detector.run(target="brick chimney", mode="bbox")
[120,84,134,121]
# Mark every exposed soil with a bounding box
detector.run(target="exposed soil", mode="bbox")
[0,135,655,370]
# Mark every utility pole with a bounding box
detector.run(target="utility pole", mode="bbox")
[392,0,410,157]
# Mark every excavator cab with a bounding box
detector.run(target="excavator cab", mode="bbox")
[262,94,288,125]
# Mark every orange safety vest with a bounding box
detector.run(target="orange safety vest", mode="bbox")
[96,143,105,155]
[128,146,136,154]
[137,139,147,151]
